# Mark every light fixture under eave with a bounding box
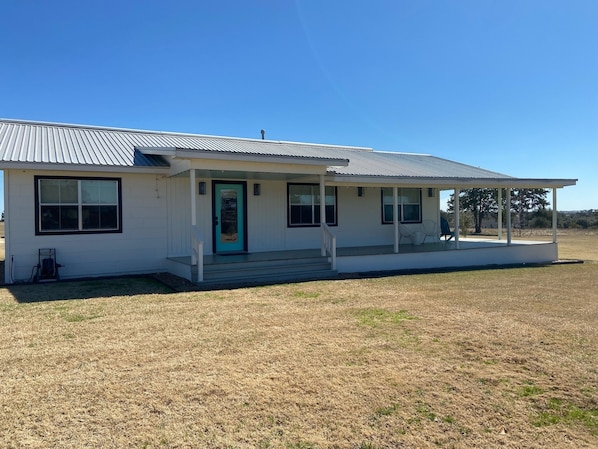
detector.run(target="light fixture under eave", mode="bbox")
[357,186,364,197]
[199,181,206,195]
[253,183,261,196]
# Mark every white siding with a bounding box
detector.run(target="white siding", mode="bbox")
[167,176,192,257]
[4,170,449,283]
[5,169,169,282]
[247,180,286,252]
[280,185,442,250]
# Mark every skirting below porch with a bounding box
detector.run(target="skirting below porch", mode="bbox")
[335,239,557,273]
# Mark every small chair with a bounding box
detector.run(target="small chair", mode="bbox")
[422,219,437,243]
[440,217,455,241]
[398,223,415,243]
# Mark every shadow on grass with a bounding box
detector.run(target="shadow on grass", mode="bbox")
[5,262,574,303]
[6,275,175,303]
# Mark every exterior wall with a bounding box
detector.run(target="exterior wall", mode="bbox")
[184,180,444,255]
[279,184,441,250]
[4,169,169,283]
[167,176,192,257]
[247,180,286,252]
[3,167,555,284]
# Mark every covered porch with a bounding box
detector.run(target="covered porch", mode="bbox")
[168,238,557,286]
[161,147,574,286]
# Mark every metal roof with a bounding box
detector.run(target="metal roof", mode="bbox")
[0,119,357,168]
[0,119,577,188]
[330,150,511,179]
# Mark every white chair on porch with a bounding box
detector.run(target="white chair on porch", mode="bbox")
[398,223,415,243]
[422,219,437,243]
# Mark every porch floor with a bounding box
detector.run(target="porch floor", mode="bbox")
[168,238,549,267]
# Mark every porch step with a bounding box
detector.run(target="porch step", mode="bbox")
[195,256,337,287]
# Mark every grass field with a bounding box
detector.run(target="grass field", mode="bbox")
[0,230,597,448]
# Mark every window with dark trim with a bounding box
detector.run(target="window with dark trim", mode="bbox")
[381,188,422,224]
[35,176,122,235]
[287,183,337,227]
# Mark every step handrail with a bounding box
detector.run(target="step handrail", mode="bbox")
[191,225,204,282]
[321,223,337,271]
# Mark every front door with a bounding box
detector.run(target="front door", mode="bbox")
[213,181,247,253]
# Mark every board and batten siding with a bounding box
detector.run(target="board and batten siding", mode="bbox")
[280,185,440,250]
[246,180,286,252]
[166,176,192,257]
[4,170,169,282]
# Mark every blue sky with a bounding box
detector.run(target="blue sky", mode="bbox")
[1,0,596,211]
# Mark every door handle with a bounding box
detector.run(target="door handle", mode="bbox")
[213,216,219,226]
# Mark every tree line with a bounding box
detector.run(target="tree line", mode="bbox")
[445,188,598,233]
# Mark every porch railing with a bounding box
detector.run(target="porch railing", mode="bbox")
[321,223,337,271]
[191,225,204,282]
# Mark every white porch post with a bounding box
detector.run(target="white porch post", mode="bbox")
[190,170,197,265]
[190,170,197,227]
[454,188,460,249]
[393,186,399,253]
[506,187,512,246]
[320,175,326,256]
[3,170,11,284]
[552,188,558,244]
[497,188,503,240]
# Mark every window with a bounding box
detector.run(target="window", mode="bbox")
[288,184,337,226]
[35,176,122,234]
[381,188,422,224]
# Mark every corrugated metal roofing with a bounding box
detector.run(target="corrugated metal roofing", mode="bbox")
[330,150,512,179]
[0,119,551,184]
[0,119,362,168]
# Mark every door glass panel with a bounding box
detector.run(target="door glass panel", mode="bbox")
[220,189,238,243]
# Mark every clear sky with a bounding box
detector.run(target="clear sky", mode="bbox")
[1,0,596,211]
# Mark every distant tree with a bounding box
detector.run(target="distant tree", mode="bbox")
[558,209,598,229]
[508,189,549,230]
[528,209,552,228]
[447,188,496,233]
[448,188,550,232]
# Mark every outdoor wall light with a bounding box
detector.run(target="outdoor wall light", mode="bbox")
[428,188,435,198]
[253,183,261,196]
[199,181,206,195]
[357,186,364,197]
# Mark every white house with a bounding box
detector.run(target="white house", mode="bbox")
[0,119,577,286]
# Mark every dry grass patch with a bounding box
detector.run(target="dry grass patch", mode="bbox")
[1,265,597,448]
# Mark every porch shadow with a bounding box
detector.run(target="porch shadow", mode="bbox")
[6,275,175,303]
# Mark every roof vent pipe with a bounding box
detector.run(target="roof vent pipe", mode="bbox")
[260,129,265,140]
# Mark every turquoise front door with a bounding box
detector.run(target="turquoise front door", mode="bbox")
[213,182,247,253]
